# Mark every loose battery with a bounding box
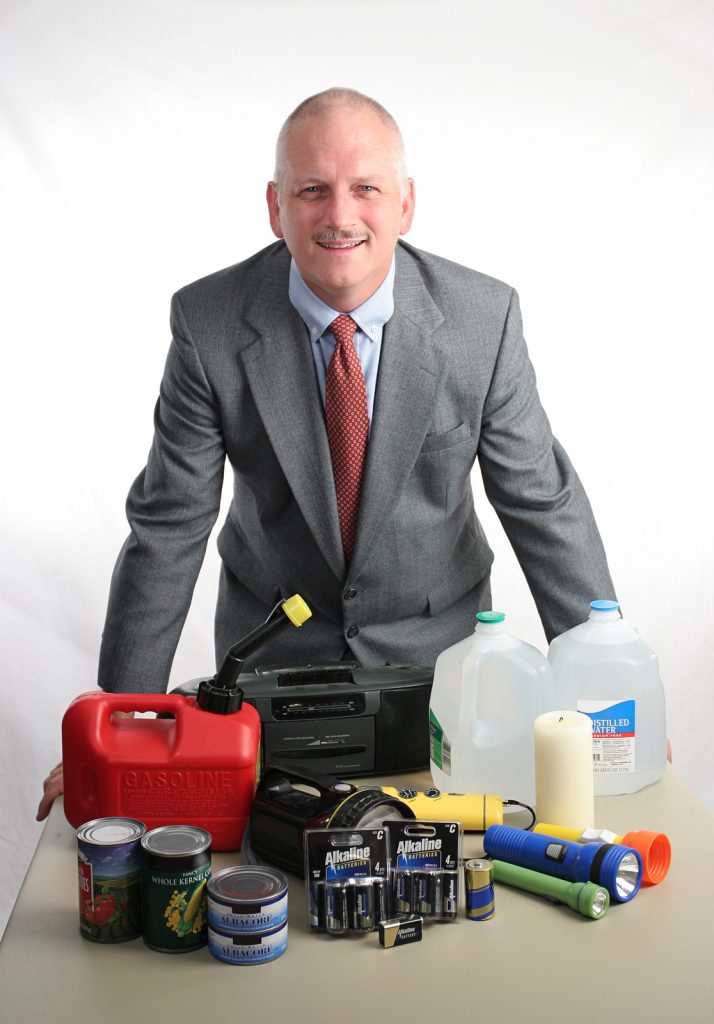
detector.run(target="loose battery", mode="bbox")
[379,916,423,948]
[465,858,495,921]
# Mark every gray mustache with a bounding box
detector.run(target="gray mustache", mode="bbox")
[313,231,366,242]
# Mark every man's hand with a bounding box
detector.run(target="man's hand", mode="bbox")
[36,710,135,822]
[37,762,63,821]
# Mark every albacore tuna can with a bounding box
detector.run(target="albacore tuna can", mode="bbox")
[208,921,288,964]
[76,817,145,943]
[141,825,211,953]
[207,866,288,933]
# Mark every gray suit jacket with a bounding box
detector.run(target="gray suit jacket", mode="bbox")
[99,240,615,692]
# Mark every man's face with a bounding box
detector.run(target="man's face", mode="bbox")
[267,105,415,311]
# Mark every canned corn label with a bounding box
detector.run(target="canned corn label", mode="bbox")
[142,863,211,952]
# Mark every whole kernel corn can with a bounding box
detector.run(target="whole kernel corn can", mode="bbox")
[141,825,211,953]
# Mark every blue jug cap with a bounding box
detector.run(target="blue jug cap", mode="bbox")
[476,611,506,624]
[590,600,620,612]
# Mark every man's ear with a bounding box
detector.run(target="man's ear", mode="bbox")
[266,181,284,238]
[399,178,416,236]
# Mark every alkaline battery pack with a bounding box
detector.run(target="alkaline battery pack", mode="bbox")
[304,827,390,936]
[384,820,462,923]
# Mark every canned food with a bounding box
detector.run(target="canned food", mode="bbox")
[207,866,288,933]
[77,817,145,943]
[141,825,211,952]
[208,921,288,964]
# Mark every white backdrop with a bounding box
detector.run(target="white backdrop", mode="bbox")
[2,0,712,937]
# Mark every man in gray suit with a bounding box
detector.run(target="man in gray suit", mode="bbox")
[100,85,615,690]
[38,86,614,815]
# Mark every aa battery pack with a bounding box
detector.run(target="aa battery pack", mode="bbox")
[384,820,462,923]
[304,827,391,936]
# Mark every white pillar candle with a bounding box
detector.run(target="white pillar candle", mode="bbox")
[535,710,594,830]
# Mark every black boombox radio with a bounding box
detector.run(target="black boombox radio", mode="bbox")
[175,662,433,776]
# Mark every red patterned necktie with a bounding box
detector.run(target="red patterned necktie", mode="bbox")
[325,314,369,565]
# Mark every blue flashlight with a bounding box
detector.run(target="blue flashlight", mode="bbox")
[483,825,642,903]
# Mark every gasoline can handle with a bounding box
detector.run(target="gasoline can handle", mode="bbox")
[100,693,191,718]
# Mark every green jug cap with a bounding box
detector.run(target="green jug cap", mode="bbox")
[476,611,506,624]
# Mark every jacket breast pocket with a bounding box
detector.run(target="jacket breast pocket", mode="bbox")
[419,421,472,454]
[414,422,475,511]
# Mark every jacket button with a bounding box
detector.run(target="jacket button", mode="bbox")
[344,589,357,600]
[346,626,359,639]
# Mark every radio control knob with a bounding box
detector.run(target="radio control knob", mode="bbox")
[398,788,417,799]
[425,788,441,798]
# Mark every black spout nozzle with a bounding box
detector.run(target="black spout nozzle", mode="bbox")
[196,595,311,714]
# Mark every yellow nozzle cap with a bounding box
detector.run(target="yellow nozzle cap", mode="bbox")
[281,595,312,627]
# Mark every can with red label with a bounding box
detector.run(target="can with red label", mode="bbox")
[76,817,146,942]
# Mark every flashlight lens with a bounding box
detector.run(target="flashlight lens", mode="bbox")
[359,802,408,827]
[591,890,609,918]
[615,851,641,901]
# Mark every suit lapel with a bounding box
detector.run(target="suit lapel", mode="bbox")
[350,245,445,573]
[240,250,345,581]
[238,242,446,584]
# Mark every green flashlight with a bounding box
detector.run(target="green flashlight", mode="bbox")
[492,859,610,920]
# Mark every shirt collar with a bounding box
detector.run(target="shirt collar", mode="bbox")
[288,255,395,342]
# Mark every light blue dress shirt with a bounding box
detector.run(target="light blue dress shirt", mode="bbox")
[288,256,396,425]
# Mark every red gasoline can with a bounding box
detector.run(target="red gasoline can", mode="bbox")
[62,692,261,851]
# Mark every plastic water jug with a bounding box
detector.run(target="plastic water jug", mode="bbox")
[429,611,554,804]
[547,600,667,795]
[62,692,261,850]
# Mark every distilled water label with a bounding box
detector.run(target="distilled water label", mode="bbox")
[577,699,636,774]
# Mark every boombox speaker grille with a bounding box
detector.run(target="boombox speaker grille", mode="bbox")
[375,684,431,773]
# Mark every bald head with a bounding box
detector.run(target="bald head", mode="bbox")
[273,87,409,199]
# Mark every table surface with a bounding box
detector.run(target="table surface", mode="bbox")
[2,766,714,1024]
